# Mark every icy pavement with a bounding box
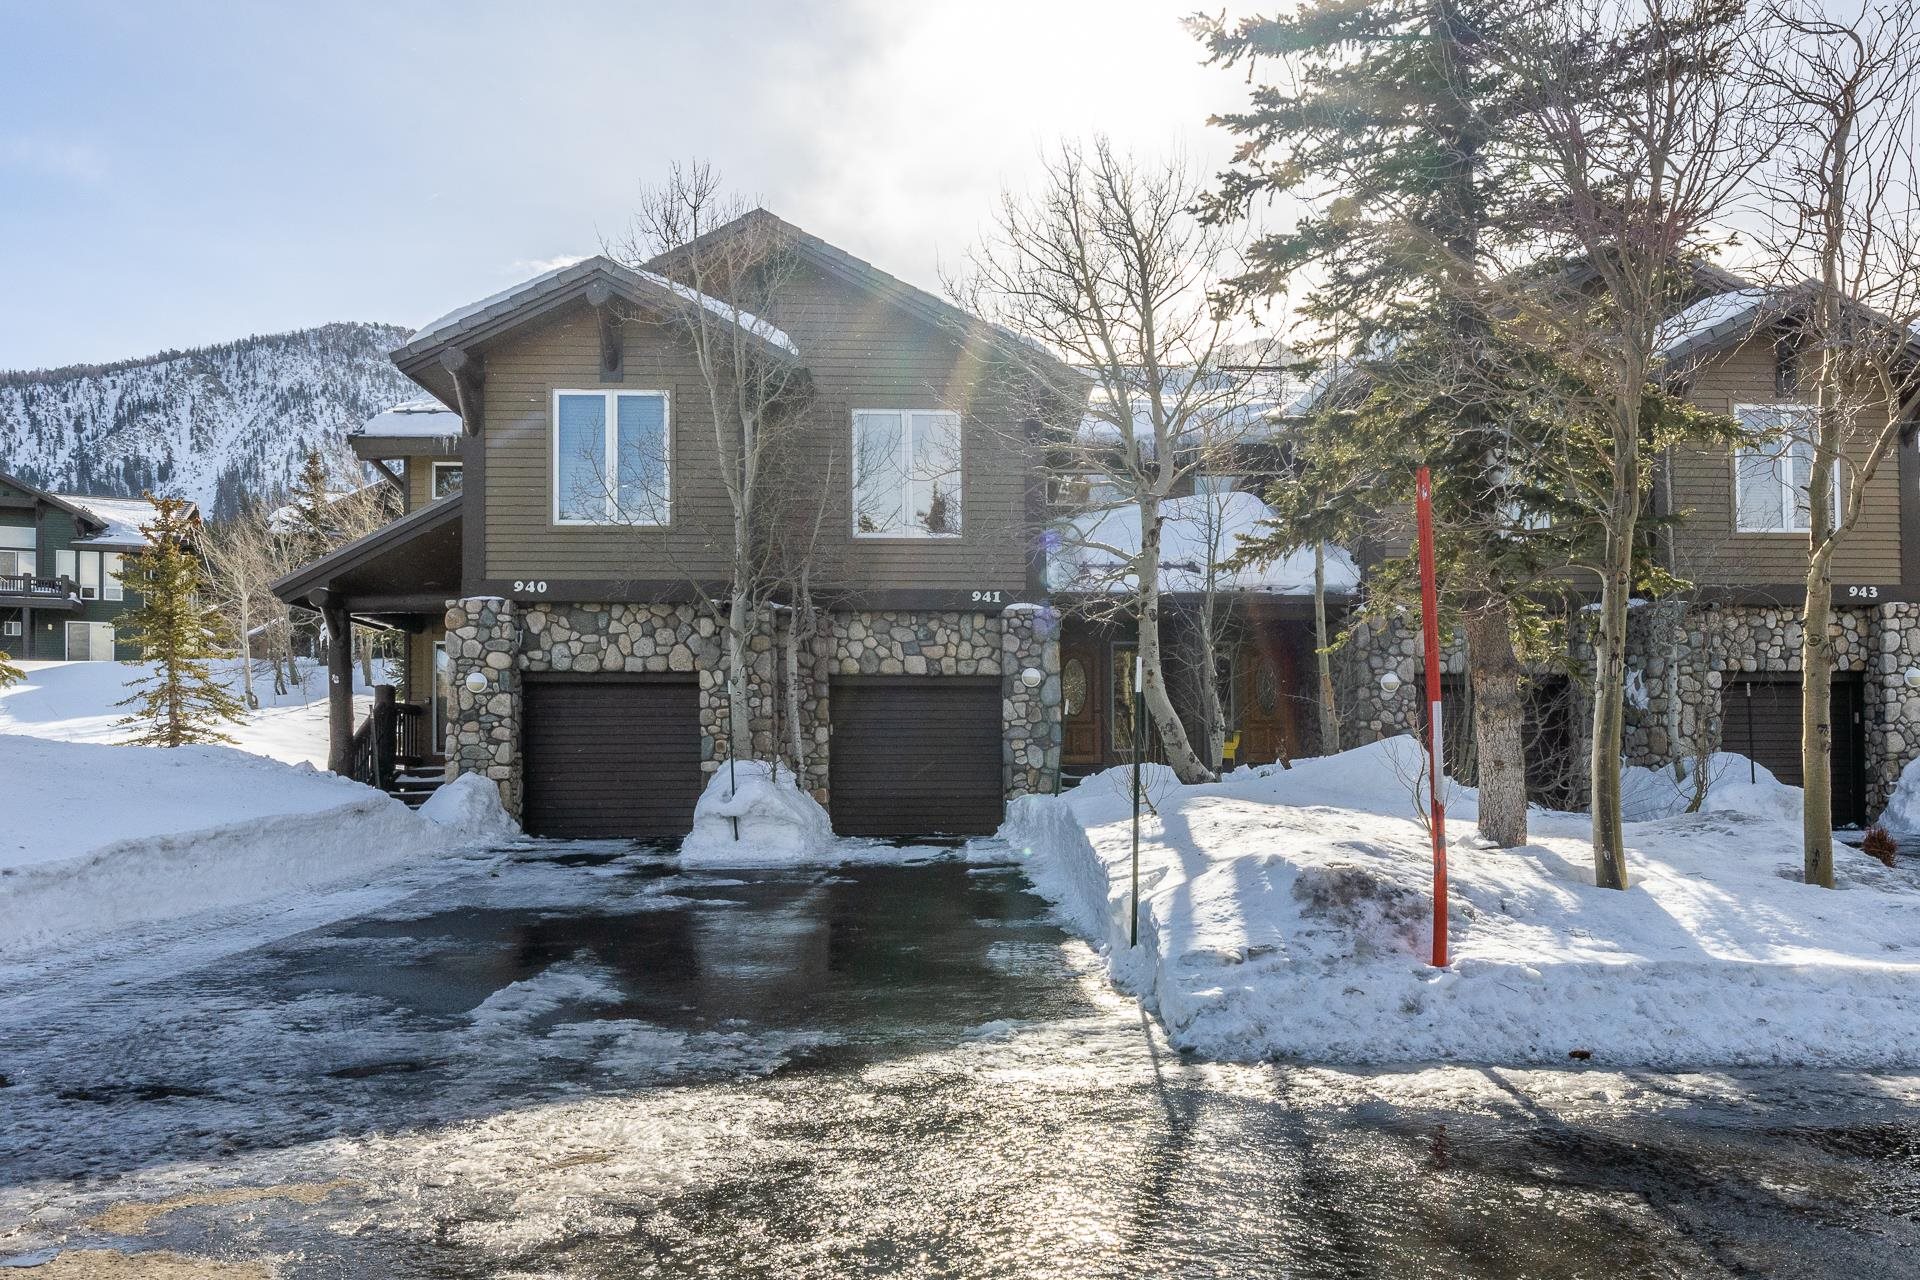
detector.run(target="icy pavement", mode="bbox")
[1,841,1918,1277]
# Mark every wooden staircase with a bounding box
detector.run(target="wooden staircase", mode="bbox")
[346,685,445,806]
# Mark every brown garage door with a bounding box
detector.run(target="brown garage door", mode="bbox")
[1721,675,1866,827]
[829,676,1004,837]
[522,675,701,840]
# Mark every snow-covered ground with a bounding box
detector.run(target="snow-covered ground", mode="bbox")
[1001,739,1920,1068]
[0,657,376,766]
[0,733,507,955]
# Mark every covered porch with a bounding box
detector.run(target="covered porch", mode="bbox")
[269,495,463,798]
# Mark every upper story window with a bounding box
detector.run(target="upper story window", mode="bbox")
[0,525,34,577]
[553,390,670,526]
[852,409,962,538]
[52,548,124,601]
[432,461,464,500]
[1734,403,1834,533]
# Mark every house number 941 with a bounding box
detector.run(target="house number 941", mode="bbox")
[971,590,1003,604]
[513,580,549,594]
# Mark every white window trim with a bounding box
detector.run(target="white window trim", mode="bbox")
[431,460,464,500]
[550,388,673,527]
[1733,402,1837,534]
[2,620,20,637]
[850,407,964,540]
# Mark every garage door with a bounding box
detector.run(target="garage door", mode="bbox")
[829,676,1004,837]
[1721,676,1866,826]
[522,676,701,840]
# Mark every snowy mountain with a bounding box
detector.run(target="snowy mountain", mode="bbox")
[0,322,421,520]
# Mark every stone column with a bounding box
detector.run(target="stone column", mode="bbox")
[1868,601,1920,815]
[444,596,522,819]
[1002,604,1063,799]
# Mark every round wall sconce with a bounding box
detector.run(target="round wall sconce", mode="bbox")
[1904,667,1920,690]
[1021,666,1044,688]
[464,670,489,694]
[1379,670,1403,697]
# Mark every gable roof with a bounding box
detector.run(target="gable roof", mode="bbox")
[390,255,800,376]
[0,469,173,546]
[648,208,1082,394]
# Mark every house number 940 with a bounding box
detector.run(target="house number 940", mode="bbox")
[513,580,549,594]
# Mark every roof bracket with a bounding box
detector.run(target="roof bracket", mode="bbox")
[440,346,485,436]
[584,280,624,381]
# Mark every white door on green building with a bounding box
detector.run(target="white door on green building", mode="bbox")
[64,621,115,661]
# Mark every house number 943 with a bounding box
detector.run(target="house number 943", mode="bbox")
[513,580,549,594]
[1846,585,1883,599]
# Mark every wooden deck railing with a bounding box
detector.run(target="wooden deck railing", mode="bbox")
[346,685,432,791]
[0,573,79,600]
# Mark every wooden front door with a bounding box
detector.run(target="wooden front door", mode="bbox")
[1237,641,1301,766]
[1061,644,1103,766]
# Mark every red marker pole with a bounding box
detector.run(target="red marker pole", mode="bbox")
[1415,466,1448,968]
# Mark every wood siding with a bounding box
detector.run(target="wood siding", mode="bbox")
[472,262,1039,599]
[1665,338,1901,590]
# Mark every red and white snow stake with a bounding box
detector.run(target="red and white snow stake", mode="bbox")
[1415,466,1448,969]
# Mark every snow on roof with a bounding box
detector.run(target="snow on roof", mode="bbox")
[56,494,168,546]
[1075,370,1292,447]
[1655,287,1776,362]
[352,397,462,439]
[1048,490,1359,596]
[403,256,799,359]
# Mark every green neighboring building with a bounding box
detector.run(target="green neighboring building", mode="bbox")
[0,471,169,662]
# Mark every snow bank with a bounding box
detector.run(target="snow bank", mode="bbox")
[0,735,456,954]
[1879,755,1920,833]
[1001,738,1920,1068]
[679,760,834,866]
[418,772,521,844]
[1621,752,1804,823]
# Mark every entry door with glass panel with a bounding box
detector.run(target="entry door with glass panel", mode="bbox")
[432,641,450,757]
[65,621,114,661]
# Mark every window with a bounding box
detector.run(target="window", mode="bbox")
[64,621,113,661]
[101,552,124,602]
[3,620,20,638]
[432,640,450,756]
[0,525,33,577]
[54,549,118,599]
[552,390,670,525]
[432,462,464,500]
[852,410,962,537]
[1734,405,1834,533]
[0,550,25,577]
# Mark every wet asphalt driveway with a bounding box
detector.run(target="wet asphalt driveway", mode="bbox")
[2,840,1919,1278]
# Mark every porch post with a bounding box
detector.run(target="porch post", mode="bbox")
[320,598,353,775]
[372,683,397,789]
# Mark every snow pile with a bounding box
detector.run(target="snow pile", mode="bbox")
[1620,752,1804,823]
[680,760,834,866]
[1001,738,1920,1068]
[0,735,457,954]
[1878,755,1920,833]
[419,772,521,844]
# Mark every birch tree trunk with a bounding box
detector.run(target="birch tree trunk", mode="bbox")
[1138,502,1212,782]
[1195,607,1226,772]
[1590,403,1639,890]
[1465,603,1528,846]
[726,589,754,762]
[782,604,807,784]
[1313,543,1339,754]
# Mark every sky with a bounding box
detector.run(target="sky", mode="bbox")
[0,0,1249,372]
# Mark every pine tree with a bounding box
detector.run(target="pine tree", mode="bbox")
[0,649,21,689]
[115,495,249,747]
[288,448,336,547]
[1192,0,1575,845]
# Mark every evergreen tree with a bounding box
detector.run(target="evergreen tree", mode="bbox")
[0,649,20,689]
[115,495,249,747]
[1193,0,1576,845]
[288,448,337,545]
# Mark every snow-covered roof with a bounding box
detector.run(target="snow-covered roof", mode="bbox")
[351,397,462,439]
[1655,287,1779,364]
[57,494,169,547]
[399,256,799,361]
[1047,490,1359,596]
[1075,369,1293,448]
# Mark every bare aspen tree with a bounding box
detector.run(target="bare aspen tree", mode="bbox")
[958,140,1264,784]
[1749,1,1920,886]
[200,506,284,709]
[606,165,813,766]
[1505,0,1763,888]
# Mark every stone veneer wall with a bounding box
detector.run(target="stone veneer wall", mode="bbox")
[442,598,1067,818]
[1866,601,1920,812]
[1332,612,1467,750]
[443,596,523,818]
[1001,605,1063,797]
